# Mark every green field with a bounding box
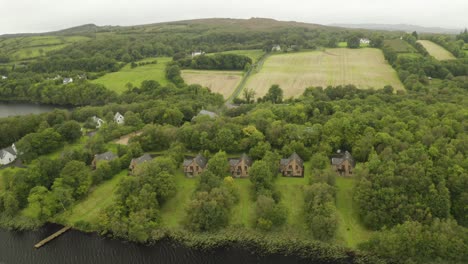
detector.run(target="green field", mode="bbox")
[384,39,416,53]
[92,57,171,93]
[417,40,456,60]
[335,177,372,248]
[55,170,128,226]
[246,48,404,98]
[0,36,91,61]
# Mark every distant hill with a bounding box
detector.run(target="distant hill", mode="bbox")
[330,23,462,34]
[1,18,333,37]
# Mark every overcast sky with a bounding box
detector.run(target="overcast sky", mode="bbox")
[1,0,467,34]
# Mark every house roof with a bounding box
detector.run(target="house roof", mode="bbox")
[229,153,252,167]
[198,110,218,118]
[114,112,123,119]
[331,151,355,166]
[0,144,17,159]
[183,154,207,168]
[281,152,303,167]
[94,151,118,161]
[131,154,153,165]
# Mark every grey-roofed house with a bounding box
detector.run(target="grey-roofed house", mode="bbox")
[229,153,252,178]
[280,152,304,177]
[0,144,18,166]
[183,154,207,177]
[129,154,153,174]
[92,151,118,169]
[331,150,355,177]
[192,110,218,121]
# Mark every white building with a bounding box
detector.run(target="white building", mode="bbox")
[1,76,7,80]
[360,38,370,45]
[0,144,18,166]
[191,51,205,57]
[114,112,125,125]
[272,44,282,52]
[63,78,73,84]
[92,116,105,128]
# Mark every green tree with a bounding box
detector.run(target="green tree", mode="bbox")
[347,35,360,49]
[206,151,229,178]
[264,84,283,104]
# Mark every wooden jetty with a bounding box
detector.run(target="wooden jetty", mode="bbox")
[34,226,71,249]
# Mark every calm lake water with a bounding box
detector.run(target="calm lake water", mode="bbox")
[0,224,314,264]
[0,103,57,118]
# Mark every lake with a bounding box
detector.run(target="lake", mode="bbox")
[0,103,57,118]
[0,224,312,264]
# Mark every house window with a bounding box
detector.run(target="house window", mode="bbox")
[190,166,193,171]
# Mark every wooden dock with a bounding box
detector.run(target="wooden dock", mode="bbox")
[34,226,71,249]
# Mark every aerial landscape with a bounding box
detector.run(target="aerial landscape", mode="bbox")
[0,0,467,263]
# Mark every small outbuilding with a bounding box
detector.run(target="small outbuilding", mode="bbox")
[92,116,105,129]
[63,78,73,84]
[183,154,207,177]
[331,150,355,177]
[92,151,118,169]
[129,153,153,174]
[229,153,252,178]
[0,144,18,166]
[114,112,125,125]
[280,152,304,177]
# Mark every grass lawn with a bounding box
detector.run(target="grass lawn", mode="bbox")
[338,42,348,48]
[160,170,198,229]
[335,177,372,248]
[43,136,87,160]
[91,57,172,93]
[276,176,308,235]
[247,48,404,98]
[54,170,128,226]
[417,40,456,60]
[181,70,243,99]
[230,178,254,227]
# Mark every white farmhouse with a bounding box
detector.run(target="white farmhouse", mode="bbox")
[114,112,125,125]
[0,144,18,166]
[360,38,370,45]
[63,78,73,84]
[191,51,205,57]
[271,44,282,52]
[1,76,7,80]
[92,116,105,128]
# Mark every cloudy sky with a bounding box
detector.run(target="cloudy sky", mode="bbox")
[1,0,467,34]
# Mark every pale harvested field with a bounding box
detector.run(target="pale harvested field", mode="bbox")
[417,40,456,60]
[114,131,142,145]
[246,48,405,98]
[182,70,243,99]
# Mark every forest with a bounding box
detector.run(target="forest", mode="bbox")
[0,19,467,264]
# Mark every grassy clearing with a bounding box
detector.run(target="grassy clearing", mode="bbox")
[417,40,456,60]
[384,39,416,53]
[55,170,128,226]
[92,57,171,93]
[276,176,308,235]
[338,42,348,48]
[247,48,404,98]
[335,177,372,248]
[160,170,198,228]
[182,70,243,99]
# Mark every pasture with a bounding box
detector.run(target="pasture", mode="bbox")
[182,70,243,99]
[0,36,90,61]
[246,48,404,98]
[417,40,456,60]
[92,57,171,93]
[383,39,416,53]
